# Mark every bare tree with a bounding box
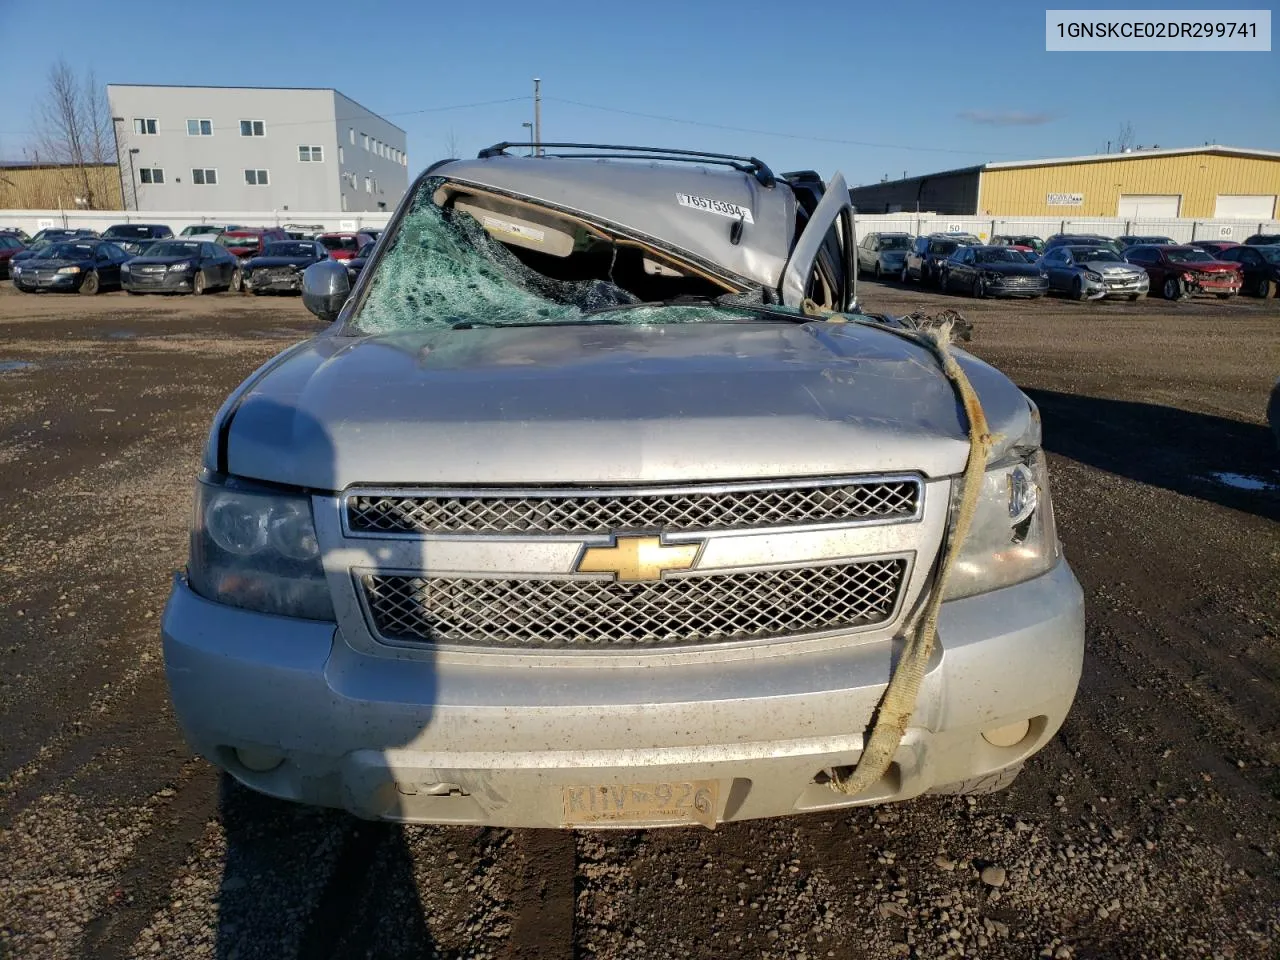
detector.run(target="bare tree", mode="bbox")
[33,61,116,209]
[444,128,461,159]
[1115,121,1135,153]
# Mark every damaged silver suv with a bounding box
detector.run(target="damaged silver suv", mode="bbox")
[162,143,1084,828]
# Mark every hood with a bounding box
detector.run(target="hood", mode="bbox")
[128,254,194,267]
[245,255,317,269]
[976,261,1043,277]
[1081,259,1143,273]
[216,321,1034,490]
[1180,260,1239,272]
[19,257,86,269]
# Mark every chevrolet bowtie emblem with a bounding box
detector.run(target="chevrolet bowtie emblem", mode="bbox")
[576,535,701,582]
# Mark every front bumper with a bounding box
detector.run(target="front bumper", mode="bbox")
[12,273,81,291]
[986,278,1049,298]
[244,273,302,293]
[1080,274,1149,299]
[123,272,194,293]
[163,560,1085,826]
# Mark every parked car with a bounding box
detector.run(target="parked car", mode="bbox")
[1123,244,1242,299]
[241,240,331,294]
[1039,245,1149,300]
[282,223,326,240]
[1186,240,1239,257]
[1215,244,1280,298]
[0,227,31,243]
[1244,233,1280,246]
[1115,234,1174,248]
[10,239,130,294]
[161,142,1084,828]
[0,232,25,279]
[24,227,98,247]
[343,241,377,283]
[361,228,384,244]
[856,232,913,280]
[1042,234,1122,255]
[217,228,291,289]
[989,234,1044,255]
[318,231,376,261]
[180,224,241,238]
[100,223,175,255]
[902,234,979,285]
[121,239,240,295]
[938,245,1048,298]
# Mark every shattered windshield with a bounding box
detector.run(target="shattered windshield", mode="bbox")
[349,177,779,334]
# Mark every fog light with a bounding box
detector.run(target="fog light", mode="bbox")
[982,720,1030,748]
[235,746,285,772]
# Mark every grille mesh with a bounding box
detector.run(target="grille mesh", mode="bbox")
[347,480,919,536]
[362,559,907,649]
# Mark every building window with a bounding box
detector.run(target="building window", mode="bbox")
[133,118,157,135]
[361,132,368,150]
[364,176,371,193]
[239,120,265,137]
[298,145,324,162]
[186,119,212,136]
[191,168,217,185]
[338,145,344,164]
[139,168,164,184]
[349,127,355,145]
[244,168,269,185]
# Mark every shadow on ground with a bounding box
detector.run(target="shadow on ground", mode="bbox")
[1025,388,1280,521]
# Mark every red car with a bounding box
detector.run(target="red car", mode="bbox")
[317,232,375,261]
[0,232,25,279]
[1187,240,1240,257]
[1123,244,1242,300]
[216,228,290,289]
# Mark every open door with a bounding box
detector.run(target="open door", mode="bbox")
[779,172,857,312]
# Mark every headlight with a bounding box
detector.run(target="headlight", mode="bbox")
[169,261,194,272]
[121,262,131,273]
[982,270,1003,281]
[188,476,334,620]
[1084,270,1103,282]
[943,444,1059,601]
[56,265,81,274]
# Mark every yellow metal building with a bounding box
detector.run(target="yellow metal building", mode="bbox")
[0,162,123,210]
[848,145,1280,220]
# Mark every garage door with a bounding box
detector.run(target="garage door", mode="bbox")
[1118,194,1181,218]
[1214,194,1277,219]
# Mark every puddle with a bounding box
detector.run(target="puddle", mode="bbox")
[106,330,137,340]
[0,360,34,373]
[1207,471,1280,492]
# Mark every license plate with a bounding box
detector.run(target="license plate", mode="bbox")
[562,780,719,828]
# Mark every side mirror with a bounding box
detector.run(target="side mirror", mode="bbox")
[301,259,351,322]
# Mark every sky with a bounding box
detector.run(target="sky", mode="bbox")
[0,0,1276,186]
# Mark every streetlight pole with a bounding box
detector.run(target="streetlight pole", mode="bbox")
[521,122,533,156]
[533,78,542,157]
[127,148,140,212]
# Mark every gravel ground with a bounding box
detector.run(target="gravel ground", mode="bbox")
[0,279,1276,959]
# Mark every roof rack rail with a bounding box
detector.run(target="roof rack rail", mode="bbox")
[476,142,776,188]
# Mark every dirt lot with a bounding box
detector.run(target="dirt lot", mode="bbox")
[0,279,1276,960]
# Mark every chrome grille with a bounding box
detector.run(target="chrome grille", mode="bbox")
[346,478,920,536]
[362,559,907,649]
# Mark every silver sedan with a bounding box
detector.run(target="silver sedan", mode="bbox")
[1040,245,1149,300]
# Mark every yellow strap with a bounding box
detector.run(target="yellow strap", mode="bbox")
[827,318,992,797]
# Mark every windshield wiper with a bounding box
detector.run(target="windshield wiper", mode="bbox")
[584,294,815,323]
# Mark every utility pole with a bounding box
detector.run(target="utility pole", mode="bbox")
[127,148,139,211]
[533,78,542,157]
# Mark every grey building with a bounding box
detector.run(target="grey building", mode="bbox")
[106,85,409,213]
[847,165,982,216]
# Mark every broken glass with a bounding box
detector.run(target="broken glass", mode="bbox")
[350,177,775,334]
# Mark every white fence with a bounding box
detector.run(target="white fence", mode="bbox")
[0,209,394,236]
[1,208,1277,245]
[847,213,1279,244]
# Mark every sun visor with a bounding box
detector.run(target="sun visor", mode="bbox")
[452,196,577,258]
